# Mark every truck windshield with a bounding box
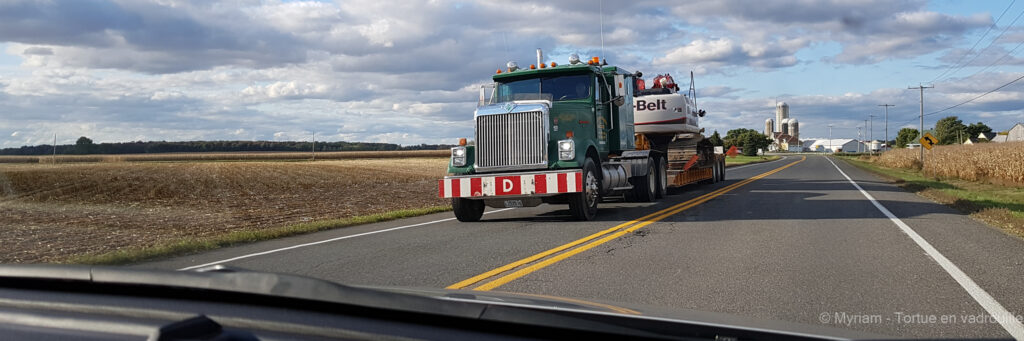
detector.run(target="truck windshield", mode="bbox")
[495,74,591,102]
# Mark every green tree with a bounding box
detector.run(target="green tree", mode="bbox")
[708,130,724,146]
[75,136,94,154]
[724,128,759,148]
[895,128,918,148]
[965,122,992,139]
[739,131,771,156]
[934,116,968,145]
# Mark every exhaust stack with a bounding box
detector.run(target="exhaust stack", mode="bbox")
[536,48,543,68]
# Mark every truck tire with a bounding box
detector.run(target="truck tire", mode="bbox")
[655,156,667,199]
[718,158,726,182]
[632,157,657,202]
[569,158,600,221]
[452,198,484,222]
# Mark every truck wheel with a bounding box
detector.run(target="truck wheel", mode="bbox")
[632,157,657,202]
[655,156,667,199]
[569,158,600,221]
[711,160,720,183]
[718,158,726,182]
[452,198,484,222]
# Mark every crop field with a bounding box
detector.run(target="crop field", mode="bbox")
[865,141,1024,186]
[0,157,450,263]
[0,149,449,163]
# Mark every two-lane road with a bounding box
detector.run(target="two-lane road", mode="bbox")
[141,155,1024,339]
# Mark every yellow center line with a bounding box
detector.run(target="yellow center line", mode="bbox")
[448,156,806,291]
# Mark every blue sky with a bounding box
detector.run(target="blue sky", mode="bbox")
[1,0,1023,147]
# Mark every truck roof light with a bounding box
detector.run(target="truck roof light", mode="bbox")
[530,64,536,69]
[539,63,546,69]
[458,138,467,146]
[566,131,574,138]
[592,56,600,64]
[496,69,502,74]
[550,62,557,67]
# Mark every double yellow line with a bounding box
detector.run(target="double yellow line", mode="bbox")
[447,156,806,291]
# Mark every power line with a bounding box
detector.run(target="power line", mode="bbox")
[929,0,1016,83]
[938,3,1024,82]
[894,73,1024,126]
[925,73,1024,117]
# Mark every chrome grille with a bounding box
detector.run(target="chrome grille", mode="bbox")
[475,111,547,170]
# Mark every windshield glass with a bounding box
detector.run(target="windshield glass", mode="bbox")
[496,74,590,102]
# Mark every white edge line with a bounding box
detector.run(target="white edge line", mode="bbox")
[177,208,515,271]
[826,156,1024,340]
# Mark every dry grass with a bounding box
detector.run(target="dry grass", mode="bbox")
[0,149,449,164]
[0,157,450,263]
[866,141,1024,186]
[841,156,1024,238]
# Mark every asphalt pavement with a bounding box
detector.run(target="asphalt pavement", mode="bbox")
[140,155,1024,339]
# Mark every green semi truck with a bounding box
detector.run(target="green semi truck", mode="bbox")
[439,50,725,221]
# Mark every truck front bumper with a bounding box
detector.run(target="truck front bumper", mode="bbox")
[438,169,582,199]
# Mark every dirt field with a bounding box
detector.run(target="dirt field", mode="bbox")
[0,157,450,263]
[0,149,448,163]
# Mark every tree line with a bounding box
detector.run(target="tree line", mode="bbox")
[0,137,454,155]
[893,116,993,148]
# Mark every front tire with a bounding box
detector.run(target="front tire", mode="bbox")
[569,158,600,221]
[452,198,484,222]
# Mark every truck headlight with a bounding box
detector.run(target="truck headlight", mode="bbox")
[558,139,574,161]
[451,146,467,167]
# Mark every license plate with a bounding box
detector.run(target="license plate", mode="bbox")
[503,200,523,208]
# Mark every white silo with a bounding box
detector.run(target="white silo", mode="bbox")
[765,118,774,136]
[780,118,791,135]
[789,118,799,140]
[775,102,789,131]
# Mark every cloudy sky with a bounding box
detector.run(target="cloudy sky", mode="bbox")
[1,0,1023,147]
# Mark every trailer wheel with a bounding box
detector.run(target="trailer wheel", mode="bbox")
[569,158,600,221]
[632,157,657,202]
[655,156,667,199]
[452,198,484,222]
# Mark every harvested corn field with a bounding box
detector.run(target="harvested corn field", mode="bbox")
[0,157,450,263]
[867,141,1024,186]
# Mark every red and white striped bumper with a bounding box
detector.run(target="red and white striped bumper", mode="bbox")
[438,170,583,198]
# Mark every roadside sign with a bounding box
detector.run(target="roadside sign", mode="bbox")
[726,145,739,157]
[919,132,937,150]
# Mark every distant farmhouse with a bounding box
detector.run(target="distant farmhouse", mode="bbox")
[974,123,1022,144]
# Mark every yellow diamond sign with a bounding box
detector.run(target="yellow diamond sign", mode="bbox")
[919,132,937,150]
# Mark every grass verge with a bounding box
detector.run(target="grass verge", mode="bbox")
[725,155,781,167]
[67,205,452,265]
[838,156,1024,238]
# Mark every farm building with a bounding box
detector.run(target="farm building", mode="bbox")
[801,138,864,153]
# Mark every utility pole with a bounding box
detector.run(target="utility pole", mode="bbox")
[828,124,833,153]
[909,84,933,162]
[857,126,862,153]
[868,115,875,153]
[879,104,894,150]
[312,132,316,161]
